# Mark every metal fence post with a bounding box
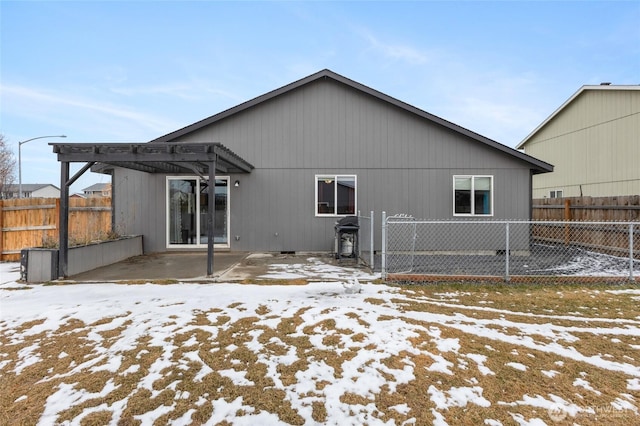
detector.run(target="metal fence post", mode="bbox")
[630,223,635,282]
[357,210,362,261]
[381,211,386,280]
[505,222,510,282]
[370,210,375,270]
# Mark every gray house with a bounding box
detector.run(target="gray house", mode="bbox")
[105,69,552,255]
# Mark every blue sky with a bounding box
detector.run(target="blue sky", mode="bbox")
[1,0,639,193]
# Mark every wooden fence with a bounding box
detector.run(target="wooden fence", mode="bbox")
[533,195,640,222]
[532,196,640,259]
[0,197,112,261]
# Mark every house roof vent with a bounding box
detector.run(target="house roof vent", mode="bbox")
[600,82,612,85]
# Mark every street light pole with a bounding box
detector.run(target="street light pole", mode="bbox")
[18,135,67,198]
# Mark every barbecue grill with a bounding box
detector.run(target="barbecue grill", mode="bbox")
[335,216,359,261]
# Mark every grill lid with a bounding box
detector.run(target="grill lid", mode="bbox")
[335,216,359,230]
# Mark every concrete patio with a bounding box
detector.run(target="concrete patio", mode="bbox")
[65,251,371,283]
[67,251,250,282]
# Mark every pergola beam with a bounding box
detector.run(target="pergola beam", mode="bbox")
[50,142,253,173]
[103,161,159,174]
[68,162,96,187]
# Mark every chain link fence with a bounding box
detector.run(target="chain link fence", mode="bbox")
[382,213,639,283]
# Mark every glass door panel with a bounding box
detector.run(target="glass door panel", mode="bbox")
[198,179,209,245]
[197,178,228,246]
[214,179,228,245]
[168,179,197,245]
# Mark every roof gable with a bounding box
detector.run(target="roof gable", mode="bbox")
[83,183,110,192]
[151,69,552,173]
[517,84,640,149]
[4,183,59,192]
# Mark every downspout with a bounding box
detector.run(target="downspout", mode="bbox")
[110,172,115,235]
[529,170,534,219]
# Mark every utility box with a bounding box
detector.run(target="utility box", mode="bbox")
[21,249,59,283]
[335,216,359,261]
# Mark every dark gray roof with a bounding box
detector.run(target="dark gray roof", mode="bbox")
[150,69,553,174]
[83,183,110,192]
[3,183,59,192]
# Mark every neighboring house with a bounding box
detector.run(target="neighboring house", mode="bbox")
[82,183,112,197]
[517,84,640,199]
[100,69,551,254]
[1,184,60,199]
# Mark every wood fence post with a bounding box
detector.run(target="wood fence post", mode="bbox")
[55,198,61,242]
[0,200,4,261]
[564,199,571,245]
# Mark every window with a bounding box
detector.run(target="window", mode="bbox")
[316,175,356,216]
[454,176,493,216]
[550,190,563,199]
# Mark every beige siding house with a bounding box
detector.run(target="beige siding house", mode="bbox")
[82,183,112,197]
[517,84,640,198]
[1,184,60,199]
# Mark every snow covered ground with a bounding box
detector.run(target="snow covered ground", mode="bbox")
[1,261,640,425]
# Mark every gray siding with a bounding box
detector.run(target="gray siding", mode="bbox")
[116,78,536,253]
[176,80,529,171]
[113,169,166,253]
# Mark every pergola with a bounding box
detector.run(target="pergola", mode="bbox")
[50,142,254,278]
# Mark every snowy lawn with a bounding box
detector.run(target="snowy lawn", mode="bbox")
[1,261,640,425]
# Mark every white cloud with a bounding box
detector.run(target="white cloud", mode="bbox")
[108,78,246,104]
[357,27,430,65]
[109,83,199,100]
[0,83,178,139]
[395,62,560,147]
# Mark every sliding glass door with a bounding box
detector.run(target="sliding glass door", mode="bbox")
[167,177,228,248]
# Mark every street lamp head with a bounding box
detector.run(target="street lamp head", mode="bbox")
[19,134,67,145]
[18,134,69,198]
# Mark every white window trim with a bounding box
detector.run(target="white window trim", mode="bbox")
[166,176,230,249]
[452,175,494,217]
[549,189,564,199]
[315,174,357,217]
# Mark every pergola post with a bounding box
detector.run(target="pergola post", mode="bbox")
[57,161,95,279]
[59,161,70,278]
[207,155,217,277]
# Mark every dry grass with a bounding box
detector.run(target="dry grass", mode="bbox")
[2,282,640,425]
